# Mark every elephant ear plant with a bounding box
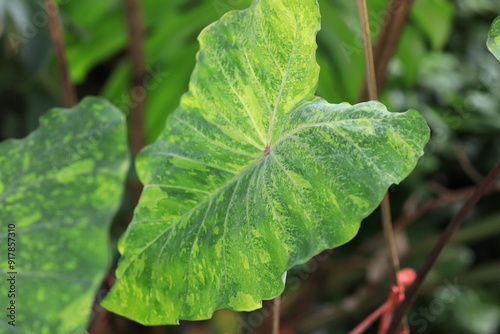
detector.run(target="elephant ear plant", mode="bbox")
[102,0,429,325]
[5,1,500,334]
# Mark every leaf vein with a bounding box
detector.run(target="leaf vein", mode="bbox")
[172,116,259,158]
[213,54,266,145]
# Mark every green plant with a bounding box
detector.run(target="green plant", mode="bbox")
[101,0,428,325]
[2,1,500,334]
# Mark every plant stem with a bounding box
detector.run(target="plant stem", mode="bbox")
[294,184,500,333]
[122,0,146,211]
[44,0,77,107]
[272,296,281,334]
[89,4,146,332]
[381,194,400,283]
[122,0,146,156]
[89,312,109,334]
[355,0,415,286]
[356,0,377,101]
[356,0,400,285]
[387,162,500,334]
[359,0,413,102]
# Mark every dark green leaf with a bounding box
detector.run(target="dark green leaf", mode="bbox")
[0,97,130,334]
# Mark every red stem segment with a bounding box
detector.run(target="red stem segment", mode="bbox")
[387,163,500,333]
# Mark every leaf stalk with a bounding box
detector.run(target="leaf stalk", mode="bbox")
[44,0,77,108]
[356,0,400,285]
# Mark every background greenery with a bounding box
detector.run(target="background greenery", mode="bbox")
[0,0,499,333]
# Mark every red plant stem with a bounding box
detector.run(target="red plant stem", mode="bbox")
[387,162,500,333]
[44,0,77,107]
[348,302,390,334]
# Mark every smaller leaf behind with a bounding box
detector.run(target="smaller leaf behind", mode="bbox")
[0,97,130,334]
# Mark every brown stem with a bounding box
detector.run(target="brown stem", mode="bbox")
[122,0,146,211]
[387,162,500,334]
[395,182,500,230]
[44,0,77,107]
[89,3,146,333]
[122,0,146,156]
[381,193,400,283]
[357,0,378,101]
[89,274,115,334]
[272,296,281,334]
[357,0,400,285]
[359,0,413,102]
[89,312,109,334]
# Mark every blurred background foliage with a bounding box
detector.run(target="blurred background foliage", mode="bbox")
[0,0,499,333]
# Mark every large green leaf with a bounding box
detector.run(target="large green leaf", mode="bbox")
[0,97,129,334]
[487,16,500,61]
[102,0,429,325]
